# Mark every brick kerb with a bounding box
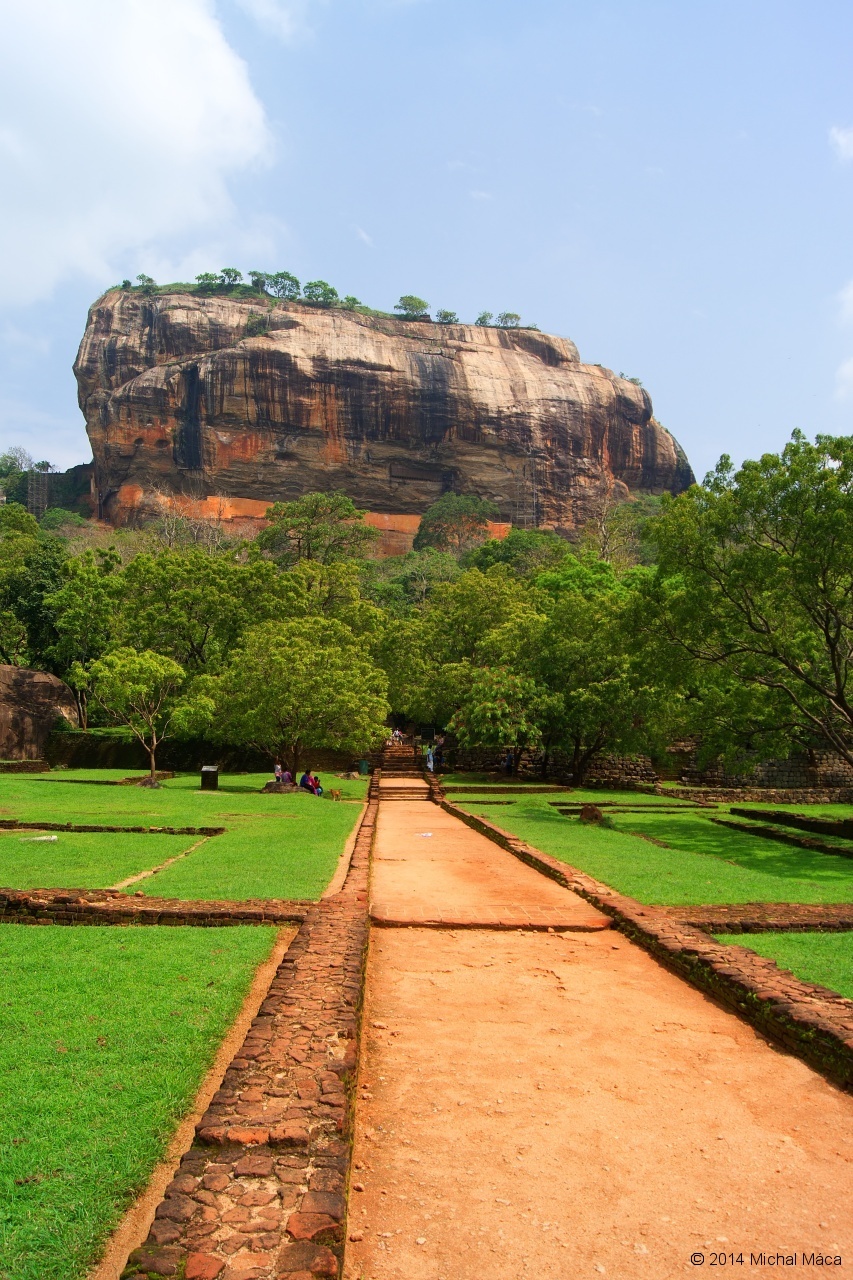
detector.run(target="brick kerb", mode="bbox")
[121,786,376,1279]
[439,799,853,1091]
[0,888,311,927]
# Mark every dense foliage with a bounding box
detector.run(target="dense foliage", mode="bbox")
[5,431,852,779]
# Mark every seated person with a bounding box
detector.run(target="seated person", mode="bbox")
[299,770,314,791]
[312,773,323,796]
[282,769,293,786]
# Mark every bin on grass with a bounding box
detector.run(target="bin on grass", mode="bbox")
[200,764,219,790]
[358,759,370,775]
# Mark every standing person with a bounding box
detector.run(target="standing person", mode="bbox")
[426,746,434,772]
[274,762,282,782]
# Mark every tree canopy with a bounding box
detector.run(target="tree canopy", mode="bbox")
[211,617,388,774]
[412,493,500,555]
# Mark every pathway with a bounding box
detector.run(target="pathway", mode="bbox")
[346,787,853,1279]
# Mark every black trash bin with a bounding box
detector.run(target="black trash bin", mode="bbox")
[200,765,219,791]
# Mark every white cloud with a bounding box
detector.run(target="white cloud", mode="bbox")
[233,0,321,41]
[355,226,374,246]
[829,125,853,162]
[469,189,493,201]
[0,0,273,306]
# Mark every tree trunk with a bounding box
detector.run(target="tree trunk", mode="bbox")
[512,745,523,775]
[74,688,88,730]
[147,742,157,785]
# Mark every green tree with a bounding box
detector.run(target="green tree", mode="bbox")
[394,295,430,320]
[44,549,122,726]
[529,557,669,781]
[413,492,499,555]
[340,295,362,310]
[195,272,219,291]
[0,503,38,537]
[136,274,156,293]
[302,280,339,307]
[78,649,212,784]
[462,528,568,578]
[116,549,285,673]
[448,665,546,772]
[475,311,493,326]
[212,617,389,775]
[268,271,301,300]
[496,312,521,328]
[254,492,379,568]
[641,431,853,770]
[219,268,243,287]
[248,270,270,292]
[435,309,459,325]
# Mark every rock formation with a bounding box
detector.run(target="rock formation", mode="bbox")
[75,289,694,550]
[0,666,78,759]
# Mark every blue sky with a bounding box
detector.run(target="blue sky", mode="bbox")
[3,0,853,480]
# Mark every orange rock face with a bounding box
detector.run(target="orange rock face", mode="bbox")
[74,290,694,545]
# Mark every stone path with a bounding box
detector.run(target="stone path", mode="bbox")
[346,790,853,1279]
[370,791,610,931]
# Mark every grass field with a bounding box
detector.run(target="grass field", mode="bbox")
[451,789,853,904]
[0,772,368,900]
[0,924,277,1280]
[0,828,196,890]
[716,932,853,1000]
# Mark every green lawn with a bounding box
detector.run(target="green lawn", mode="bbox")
[0,924,277,1280]
[0,772,368,900]
[453,792,853,904]
[715,932,853,1000]
[0,828,196,890]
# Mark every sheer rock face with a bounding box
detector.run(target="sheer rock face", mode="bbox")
[75,289,694,537]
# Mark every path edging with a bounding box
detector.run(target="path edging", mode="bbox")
[440,799,853,1091]
[0,887,311,927]
[119,781,377,1280]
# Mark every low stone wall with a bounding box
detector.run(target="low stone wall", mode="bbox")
[663,786,853,804]
[0,888,310,927]
[440,800,853,1091]
[446,746,658,787]
[666,903,853,933]
[0,759,50,773]
[682,747,853,790]
[0,819,224,835]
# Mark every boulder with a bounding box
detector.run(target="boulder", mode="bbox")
[0,666,77,760]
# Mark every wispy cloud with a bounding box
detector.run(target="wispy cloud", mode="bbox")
[469,189,492,201]
[233,0,322,42]
[829,125,853,162]
[355,226,374,246]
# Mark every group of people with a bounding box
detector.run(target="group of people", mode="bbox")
[424,734,445,773]
[272,763,324,795]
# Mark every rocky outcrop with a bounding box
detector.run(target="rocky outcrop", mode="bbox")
[0,666,78,759]
[75,289,694,543]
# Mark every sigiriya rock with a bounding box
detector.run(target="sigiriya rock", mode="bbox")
[75,288,694,552]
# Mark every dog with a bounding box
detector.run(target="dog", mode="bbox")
[327,788,342,802]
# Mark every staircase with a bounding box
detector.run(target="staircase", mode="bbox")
[378,742,429,800]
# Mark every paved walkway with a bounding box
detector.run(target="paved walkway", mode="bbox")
[370,796,610,930]
[346,793,853,1279]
